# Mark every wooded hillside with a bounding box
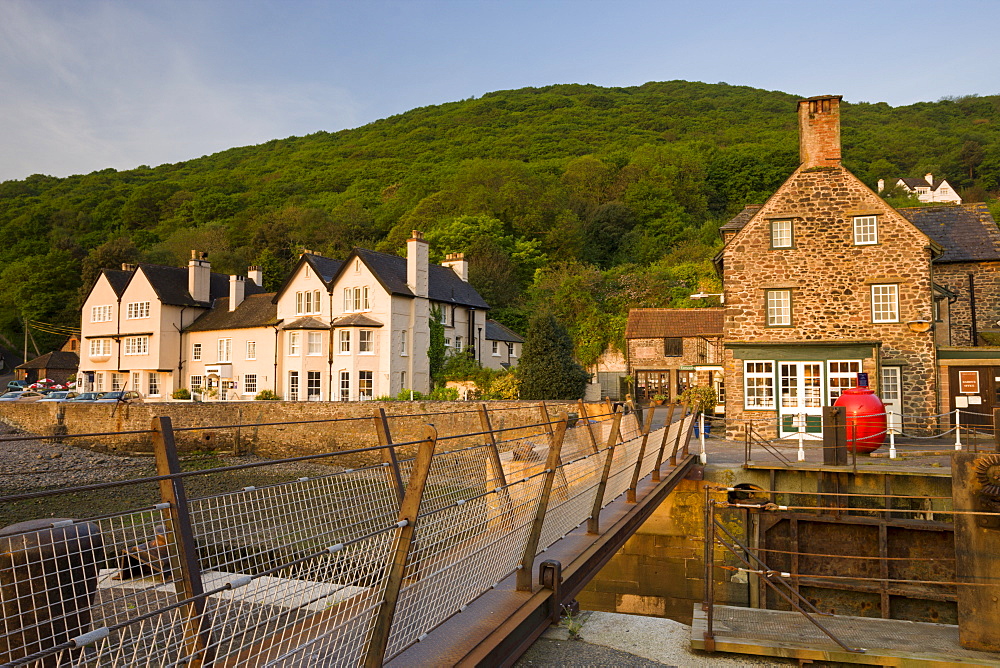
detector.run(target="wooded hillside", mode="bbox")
[2,81,999,362]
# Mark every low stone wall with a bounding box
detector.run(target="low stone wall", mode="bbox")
[0,400,606,468]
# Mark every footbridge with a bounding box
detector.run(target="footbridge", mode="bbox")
[0,403,696,667]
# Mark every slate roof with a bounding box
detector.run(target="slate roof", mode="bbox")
[283,316,330,330]
[720,205,763,233]
[625,308,724,339]
[898,203,1000,263]
[898,177,947,191]
[184,293,279,332]
[305,254,345,285]
[17,350,79,370]
[485,319,524,343]
[352,248,490,309]
[103,270,132,297]
[116,264,264,308]
[331,313,384,328]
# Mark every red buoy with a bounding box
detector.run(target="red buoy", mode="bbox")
[833,386,887,453]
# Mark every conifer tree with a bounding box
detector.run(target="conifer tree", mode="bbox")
[518,314,589,400]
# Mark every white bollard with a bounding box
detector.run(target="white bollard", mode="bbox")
[797,413,806,462]
[699,412,707,464]
[889,419,897,459]
[955,408,962,450]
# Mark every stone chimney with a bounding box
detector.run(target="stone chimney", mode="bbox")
[188,250,211,303]
[798,95,843,169]
[407,230,429,298]
[229,275,245,312]
[121,263,137,272]
[442,252,469,282]
[925,173,934,185]
[247,265,263,288]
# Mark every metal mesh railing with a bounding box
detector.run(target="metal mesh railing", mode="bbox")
[0,405,696,667]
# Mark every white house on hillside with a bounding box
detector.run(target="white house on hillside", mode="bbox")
[878,173,962,204]
[78,232,522,401]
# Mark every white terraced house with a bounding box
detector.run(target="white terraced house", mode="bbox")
[78,232,522,401]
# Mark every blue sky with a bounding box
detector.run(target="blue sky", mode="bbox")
[2,0,998,182]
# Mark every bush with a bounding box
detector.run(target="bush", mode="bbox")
[679,386,718,414]
[255,389,281,401]
[480,370,520,399]
[428,386,459,401]
[171,388,191,400]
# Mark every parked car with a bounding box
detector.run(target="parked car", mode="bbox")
[66,392,103,402]
[0,391,45,402]
[6,380,27,392]
[93,391,143,404]
[38,391,77,402]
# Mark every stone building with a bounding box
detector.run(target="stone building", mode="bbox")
[625,308,724,409]
[718,95,1000,438]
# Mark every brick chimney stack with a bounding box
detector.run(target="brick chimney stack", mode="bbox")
[406,230,429,298]
[798,95,843,169]
[188,250,211,303]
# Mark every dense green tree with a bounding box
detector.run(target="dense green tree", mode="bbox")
[428,306,446,388]
[518,314,589,400]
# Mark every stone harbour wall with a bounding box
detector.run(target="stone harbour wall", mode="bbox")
[0,400,604,468]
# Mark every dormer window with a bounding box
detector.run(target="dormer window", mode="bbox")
[853,216,878,246]
[295,290,322,315]
[344,286,370,312]
[770,220,793,249]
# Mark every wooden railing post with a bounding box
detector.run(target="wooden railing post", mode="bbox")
[605,397,625,443]
[578,399,599,453]
[363,426,438,667]
[670,404,687,466]
[627,405,657,502]
[653,403,677,480]
[478,404,509,489]
[539,401,555,444]
[516,414,568,592]
[587,408,623,535]
[680,403,692,457]
[151,416,212,667]
[373,408,405,505]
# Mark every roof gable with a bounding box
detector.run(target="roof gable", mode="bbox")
[485,319,524,343]
[272,253,345,304]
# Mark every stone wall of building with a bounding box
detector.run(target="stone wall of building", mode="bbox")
[0,400,600,468]
[721,165,939,438]
[933,260,1000,347]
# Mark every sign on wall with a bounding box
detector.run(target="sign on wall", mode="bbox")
[958,370,980,395]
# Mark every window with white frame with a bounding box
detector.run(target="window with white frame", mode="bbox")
[508,342,515,357]
[244,374,257,395]
[246,341,256,360]
[359,371,373,400]
[307,371,321,400]
[770,220,793,248]
[148,373,159,396]
[359,330,374,353]
[190,375,203,390]
[871,284,899,323]
[295,290,322,315]
[766,290,792,326]
[455,336,463,352]
[492,341,500,356]
[95,373,105,392]
[307,331,322,355]
[340,371,350,401]
[217,338,232,362]
[445,337,452,349]
[131,372,141,391]
[126,301,150,319]
[288,371,299,401]
[89,338,112,358]
[400,329,408,356]
[853,215,878,245]
[339,329,351,353]
[111,373,123,391]
[288,331,301,355]
[123,336,149,355]
[91,305,113,322]
[193,343,202,361]
[828,360,862,402]
[343,286,370,312]
[744,361,775,409]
